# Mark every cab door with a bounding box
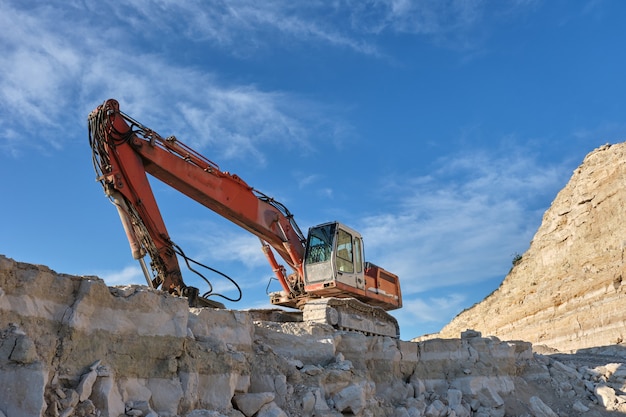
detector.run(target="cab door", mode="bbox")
[333,225,365,290]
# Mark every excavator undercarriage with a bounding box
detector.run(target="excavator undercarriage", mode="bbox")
[302,297,400,338]
[248,297,399,338]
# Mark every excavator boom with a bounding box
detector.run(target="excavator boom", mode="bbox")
[89,99,303,298]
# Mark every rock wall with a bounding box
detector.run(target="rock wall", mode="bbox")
[431,143,626,352]
[0,255,623,417]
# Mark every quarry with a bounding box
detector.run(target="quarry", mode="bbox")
[2,141,626,417]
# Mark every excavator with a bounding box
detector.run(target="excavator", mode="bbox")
[88,99,402,338]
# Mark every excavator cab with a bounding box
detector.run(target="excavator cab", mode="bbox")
[304,222,365,291]
[303,222,401,310]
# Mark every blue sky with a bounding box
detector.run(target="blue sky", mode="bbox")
[1,0,625,340]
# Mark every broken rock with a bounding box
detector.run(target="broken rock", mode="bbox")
[233,392,275,417]
[528,396,558,417]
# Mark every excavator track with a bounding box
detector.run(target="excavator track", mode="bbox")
[302,297,399,338]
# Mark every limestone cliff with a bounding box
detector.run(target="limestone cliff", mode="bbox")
[432,142,626,352]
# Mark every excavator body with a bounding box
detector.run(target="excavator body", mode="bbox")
[88,99,402,337]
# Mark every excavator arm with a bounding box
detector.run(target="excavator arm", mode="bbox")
[88,99,306,302]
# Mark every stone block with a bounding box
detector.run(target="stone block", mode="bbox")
[147,377,184,416]
[252,323,336,364]
[196,373,240,410]
[91,376,125,417]
[332,382,369,415]
[188,308,254,350]
[8,334,38,364]
[70,283,189,338]
[0,363,48,417]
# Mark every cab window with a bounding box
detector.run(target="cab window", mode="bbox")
[354,237,363,273]
[305,223,335,264]
[336,229,354,273]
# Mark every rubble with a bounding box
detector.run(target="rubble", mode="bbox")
[1,255,625,416]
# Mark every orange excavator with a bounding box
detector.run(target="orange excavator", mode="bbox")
[88,99,402,337]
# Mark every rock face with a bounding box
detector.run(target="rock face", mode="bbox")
[2,255,626,417]
[432,143,626,352]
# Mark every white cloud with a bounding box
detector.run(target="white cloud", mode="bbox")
[395,292,468,326]
[297,174,321,189]
[344,0,541,52]
[0,2,347,161]
[0,3,84,151]
[177,220,268,270]
[358,146,570,295]
[93,0,539,56]
[105,0,380,56]
[99,265,146,287]
[0,0,542,157]
[345,0,483,35]
[354,144,573,337]
[175,87,313,164]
